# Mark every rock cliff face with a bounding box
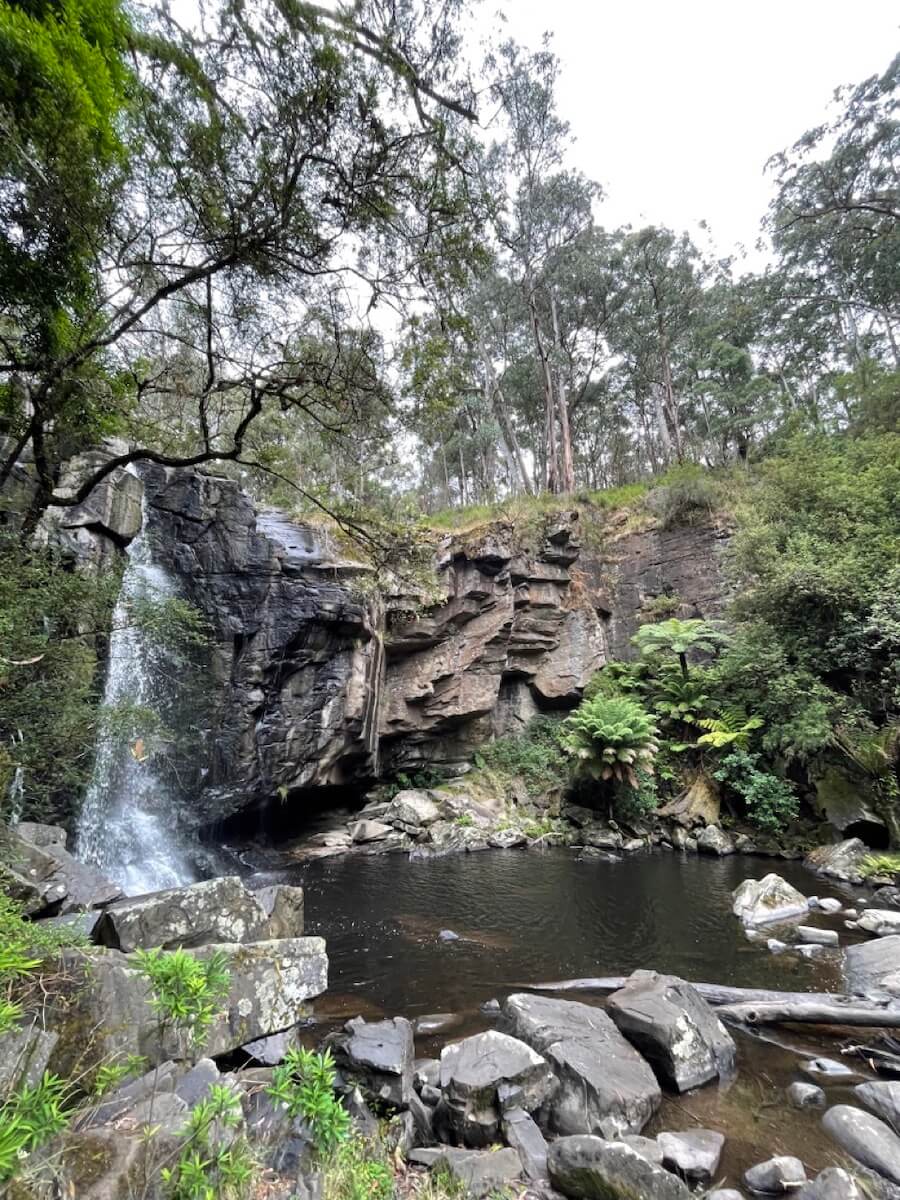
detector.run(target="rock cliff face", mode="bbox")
[12,455,729,829]
[141,468,383,826]
[143,471,730,825]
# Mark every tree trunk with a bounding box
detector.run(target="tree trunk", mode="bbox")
[527,288,558,492]
[719,1002,900,1028]
[478,337,533,495]
[549,292,575,493]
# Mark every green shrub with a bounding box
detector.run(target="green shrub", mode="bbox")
[711,750,799,833]
[322,1136,394,1200]
[161,1084,254,1200]
[0,1071,73,1181]
[0,892,87,1032]
[473,716,567,798]
[562,695,660,788]
[860,853,900,879]
[132,947,230,1050]
[645,465,719,528]
[266,1047,350,1154]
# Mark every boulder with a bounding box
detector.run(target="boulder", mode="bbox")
[427,1147,522,1198]
[858,910,900,937]
[620,1135,664,1166]
[657,1129,725,1182]
[547,1135,691,1200]
[844,936,900,998]
[731,874,809,926]
[26,1127,168,1200]
[503,992,660,1137]
[805,839,869,884]
[328,1016,414,1108]
[697,825,735,856]
[744,1155,807,1193]
[15,822,67,849]
[606,971,736,1092]
[97,876,270,951]
[242,1026,303,1066]
[439,1029,555,1146]
[489,828,527,849]
[822,1104,900,1185]
[384,791,441,828]
[818,897,844,913]
[502,1106,549,1181]
[0,1024,58,1095]
[855,1081,900,1132]
[47,938,327,1072]
[3,826,122,915]
[349,820,393,844]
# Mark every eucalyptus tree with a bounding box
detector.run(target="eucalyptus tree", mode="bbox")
[0,0,486,535]
[768,51,900,369]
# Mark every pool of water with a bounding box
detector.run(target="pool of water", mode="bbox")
[253,846,873,1186]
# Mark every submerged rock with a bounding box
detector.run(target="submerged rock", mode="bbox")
[731,874,809,926]
[547,1135,690,1200]
[788,1082,826,1109]
[438,1029,555,1147]
[96,876,270,951]
[503,992,660,1138]
[328,1016,414,1108]
[796,1167,870,1199]
[605,970,736,1092]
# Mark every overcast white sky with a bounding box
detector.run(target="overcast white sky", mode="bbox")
[486,0,899,266]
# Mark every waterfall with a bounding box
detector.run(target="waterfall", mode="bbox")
[76,500,195,895]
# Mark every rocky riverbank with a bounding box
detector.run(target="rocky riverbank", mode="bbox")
[8,822,900,1197]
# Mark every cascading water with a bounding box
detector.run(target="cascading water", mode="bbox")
[77,499,195,895]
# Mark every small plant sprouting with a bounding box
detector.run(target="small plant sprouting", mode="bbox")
[266,1047,350,1153]
[0,1071,73,1182]
[161,1084,254,1200]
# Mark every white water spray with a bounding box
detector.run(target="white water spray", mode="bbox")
[77,501,195,895]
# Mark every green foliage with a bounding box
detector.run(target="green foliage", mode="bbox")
[695,712,764,750]
[266,1047,350,1154]
[0,1071,72,1182]
[454,811,474,828]
[0,536,121,825]
[132,948,230,1050]
[711,750,799,833]
[161,1084,254,1200]
[860,854,900,880]
[322,1136,394,1200]
[90,1054,148,1099]
[645,465,719,529]
[632,618,729,678]
[0,892,87,1026]
[562,695,660,787]
[473,716,568,798]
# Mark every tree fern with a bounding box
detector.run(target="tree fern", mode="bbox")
[562,695,660,788]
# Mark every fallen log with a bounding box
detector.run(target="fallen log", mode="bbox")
[719,1002,900,1028]
[522,977,856,1007]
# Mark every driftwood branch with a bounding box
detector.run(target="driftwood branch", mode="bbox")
[523,977,852,1007]
[718,1003,900,1028]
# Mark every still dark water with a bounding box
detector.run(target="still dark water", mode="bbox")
[254,847,870,1185]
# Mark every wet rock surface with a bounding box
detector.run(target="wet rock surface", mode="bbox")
[606,970,736,1092]
[503,992,661,1137]
[732,874,809,926]
[328,1016,415,1108]
[547,1135,691,1199]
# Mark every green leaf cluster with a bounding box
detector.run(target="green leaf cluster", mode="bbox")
[562,695,660,787]
[132,948,230,1050]
[266,1047,350,1154]
[0,1071,72,1181]
[161,1084,254,1200]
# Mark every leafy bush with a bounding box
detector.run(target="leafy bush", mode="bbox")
[266,1047,350,1154]
[645,465,719,528]
[0,892,87,1032]
[562,695,660,787]
[711,750,799,833]
[0,1071,72,1182]
[161,1084,254,1200]
[860,853,900,879]
[133,948,230,1050]
[473,716,567,797]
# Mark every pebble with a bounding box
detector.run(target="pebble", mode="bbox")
[797,926,840,947]
[788,1081,826,1109]
[438,929,460,942]
[802,1057,856,1080]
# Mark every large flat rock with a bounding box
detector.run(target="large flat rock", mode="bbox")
[503,992,660,1137]
[97,876,270,951]
[845,936,900,999]
[548,1135,691,1199]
